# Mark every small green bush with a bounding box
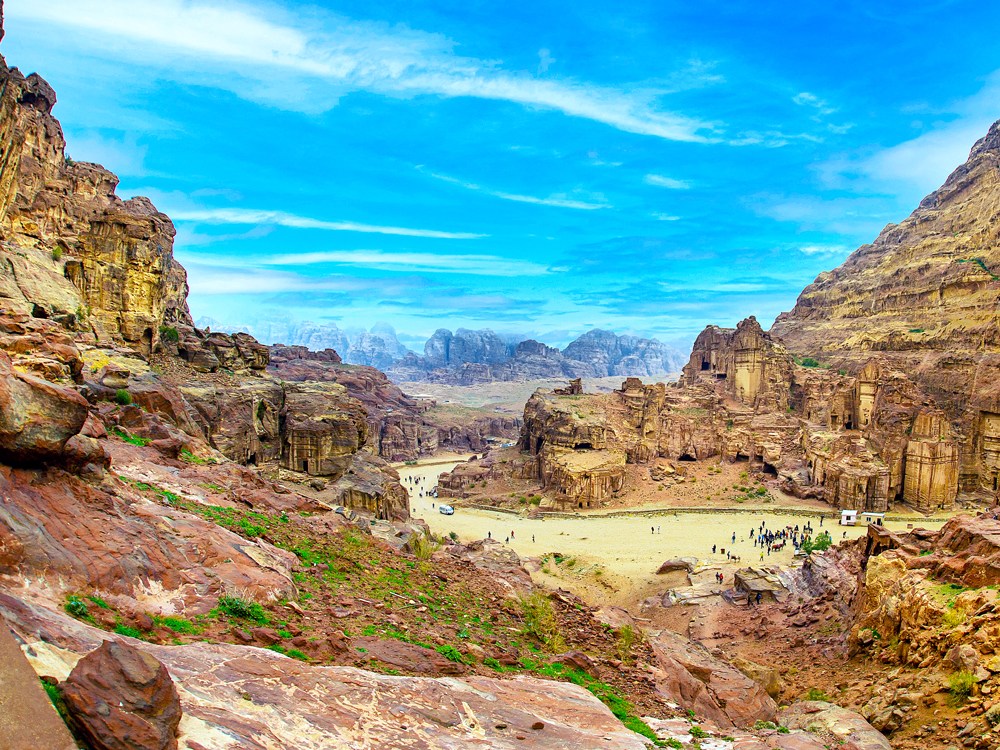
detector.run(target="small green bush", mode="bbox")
[484,656,504,671]
[217,594,268,624]
[805,687,829,701]
[949,670,975,703]
[690,726,708,739]
[519,591,566,653]
[115,388,132,406]
[158,325,180,343]
[942,608,966,628]
[435,644,465,663]
[753,720,778,730]
[114,624,144,639]
[448,531,458,542]
[51,246,63,261]
[65,596,88,619]
[800,357,819,367]
[615,624,640,664]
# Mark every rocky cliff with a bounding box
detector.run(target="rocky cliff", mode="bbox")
[0,61,190,352]
[772,119,1000,496]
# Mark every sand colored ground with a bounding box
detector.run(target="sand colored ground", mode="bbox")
[394,455,948,608]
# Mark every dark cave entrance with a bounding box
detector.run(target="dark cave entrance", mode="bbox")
[678,453,696,462]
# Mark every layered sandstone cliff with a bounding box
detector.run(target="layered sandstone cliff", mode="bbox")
[772,119,1000,497]
[0,63,191,351]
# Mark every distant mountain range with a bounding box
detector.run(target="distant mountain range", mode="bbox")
[196,318,685,384]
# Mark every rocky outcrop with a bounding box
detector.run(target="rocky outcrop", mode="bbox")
[771,119,1000,496]
[0,61,191,352]
[268,346,519,461]
[60,640,182,750]
[648,629,778,729]
[6,593,651,750]
[779,701,891,750]
[281,381,369,478]
[343,323,411,369]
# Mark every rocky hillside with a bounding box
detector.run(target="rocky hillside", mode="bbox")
[390,327,685,384]
[769,118,1000,498]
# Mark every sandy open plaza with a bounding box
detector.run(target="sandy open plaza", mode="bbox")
[394,454,949,605]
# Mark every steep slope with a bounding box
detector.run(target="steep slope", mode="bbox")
[771,120,1000,415]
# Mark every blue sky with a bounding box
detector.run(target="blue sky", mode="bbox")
[5,0,999,349]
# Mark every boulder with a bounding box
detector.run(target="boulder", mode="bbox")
[647,629,777,728]
[61,434,111,474]
[946,643,981,672]
[59,640,181,750]
[97,363,130,390]
[657,557,698,574]
[0,351,89,462]
[779,701,891,750]
[732,657,784,700]
[352,637,466,674]
[549,650,598,677]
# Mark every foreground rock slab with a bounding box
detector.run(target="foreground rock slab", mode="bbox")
[0,616,76,750]
[780,701,892,750]
[3,593,648,750]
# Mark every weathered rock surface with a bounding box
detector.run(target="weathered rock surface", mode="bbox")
[5,593,650,750]
[779,701,891,750]
[0,615,77,750]
[772,119,1000,497]
[60,640,182,750]
[647,629,778,729]
[0,59,191,350]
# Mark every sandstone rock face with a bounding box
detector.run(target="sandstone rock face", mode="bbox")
[0,61,191,350]
[281,382,369,478]
[771,119,1000,495]
[268,347,519,461]
[0,350,88,463]
[60,640,182,750]
[648,629,778,729]
[6,593,650,750]
[0,463,298,602]
[779,701,891,750]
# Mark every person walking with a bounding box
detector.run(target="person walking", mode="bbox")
[511,530,514,539]
[732,532,736,544]
[712,544,717,554]
[651,526,655,535]
[532,535,535,543]
[756,592,762,605]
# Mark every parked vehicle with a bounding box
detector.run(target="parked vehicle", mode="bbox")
[439,505,454,515]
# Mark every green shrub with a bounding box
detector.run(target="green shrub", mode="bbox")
[799,357,819,367]
[65,596,88,619]
[802,531,833,554]
[448,531,458,542]
[114,624,144,639]
[519,591,566,653]
[777,726,790,734]
[805,687,829,701]
[942,608,966,628]
[435,644,465,664]
[87,595,110,609]
[615,624,640,664]
[690,726,708,739]
[754,720,778,730]
[529,495,542,505]
[115,389,132,406]
[217,594,268,624]
[158,325,180,343]
[484,656,504,671]
[51,246,63,261]
[949,671,975,703]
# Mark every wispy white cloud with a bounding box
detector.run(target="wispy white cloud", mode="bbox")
[793,92,836,116]
[651,213,681,221]
[424,170,609,209]
[796,244,850,255]
[817,70,1000,194]
[8,0,719,143]
[644,174,691,189]
[260,249,549,276]
[169,206,485,239]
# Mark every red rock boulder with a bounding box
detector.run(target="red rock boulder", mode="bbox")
[60,640,181,750]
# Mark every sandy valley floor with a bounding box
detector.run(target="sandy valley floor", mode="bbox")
[394,454,948,608]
